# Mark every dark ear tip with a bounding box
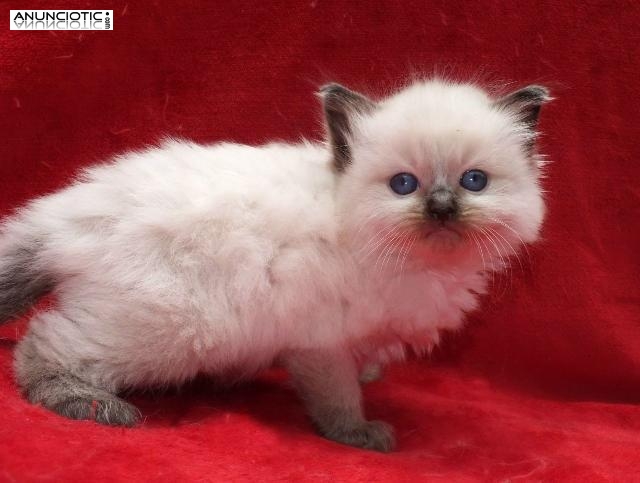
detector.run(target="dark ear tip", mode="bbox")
[511,85,553,105]
[318,83,346,98]
[525,85,553,103]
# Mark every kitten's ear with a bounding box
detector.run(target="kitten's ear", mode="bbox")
[319,83,376,172]
[494,85,552,130]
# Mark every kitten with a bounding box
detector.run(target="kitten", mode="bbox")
[0,79,550,452]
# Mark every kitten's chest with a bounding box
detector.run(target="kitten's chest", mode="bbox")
[346,265,487,345]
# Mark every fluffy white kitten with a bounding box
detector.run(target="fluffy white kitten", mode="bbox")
[0,80,550,451]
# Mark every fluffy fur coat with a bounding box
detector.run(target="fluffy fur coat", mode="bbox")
[0,80,550,451]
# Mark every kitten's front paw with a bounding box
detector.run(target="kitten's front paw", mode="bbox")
[322,420,396,452]
[52,396,141,427]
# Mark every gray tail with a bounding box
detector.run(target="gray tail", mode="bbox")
[0,237,53,323]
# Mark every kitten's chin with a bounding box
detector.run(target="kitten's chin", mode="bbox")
[412,225,477,269]
[421,225,463,252]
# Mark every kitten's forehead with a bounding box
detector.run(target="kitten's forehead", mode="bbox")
[355,81,520,174]
[384,81,491,111]
[374,81,506,136]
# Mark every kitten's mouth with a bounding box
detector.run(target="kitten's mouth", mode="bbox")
[424,222,461,237]
[422,222,463,246]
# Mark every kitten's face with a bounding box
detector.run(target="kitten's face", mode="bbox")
[323,81,550,267]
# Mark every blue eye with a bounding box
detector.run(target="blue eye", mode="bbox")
[460,169,488,192]
[389,173,419,195]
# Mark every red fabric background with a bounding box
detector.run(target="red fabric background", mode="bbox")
[1,1,639,480]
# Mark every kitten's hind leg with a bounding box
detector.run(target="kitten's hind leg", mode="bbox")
[14,325,141,427]
[283,348,395,452]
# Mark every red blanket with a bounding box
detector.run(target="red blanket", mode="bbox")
[1,1,639,480]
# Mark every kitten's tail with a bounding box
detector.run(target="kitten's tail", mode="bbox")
[0,220,53,323]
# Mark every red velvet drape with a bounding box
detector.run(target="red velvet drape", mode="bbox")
[1,1,638,480]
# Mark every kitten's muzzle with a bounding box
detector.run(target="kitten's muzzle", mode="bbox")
[426,188,458,222]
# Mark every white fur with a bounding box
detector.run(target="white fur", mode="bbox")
[6,80,546,392]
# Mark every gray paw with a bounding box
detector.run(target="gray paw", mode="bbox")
[52,396,141,427]
[322,420,396,452]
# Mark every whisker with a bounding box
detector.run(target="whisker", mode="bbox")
[358,222,401,261]
[478,225,511,298]
[485,225,524,273]
[356,221,396,255]
[474,225,497,290]
[399,234,418,277]
[490,218,532,266]
[383,230,407,273]
[374,228,403,273]
[467,229,488,284]
[393,232,411,273]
